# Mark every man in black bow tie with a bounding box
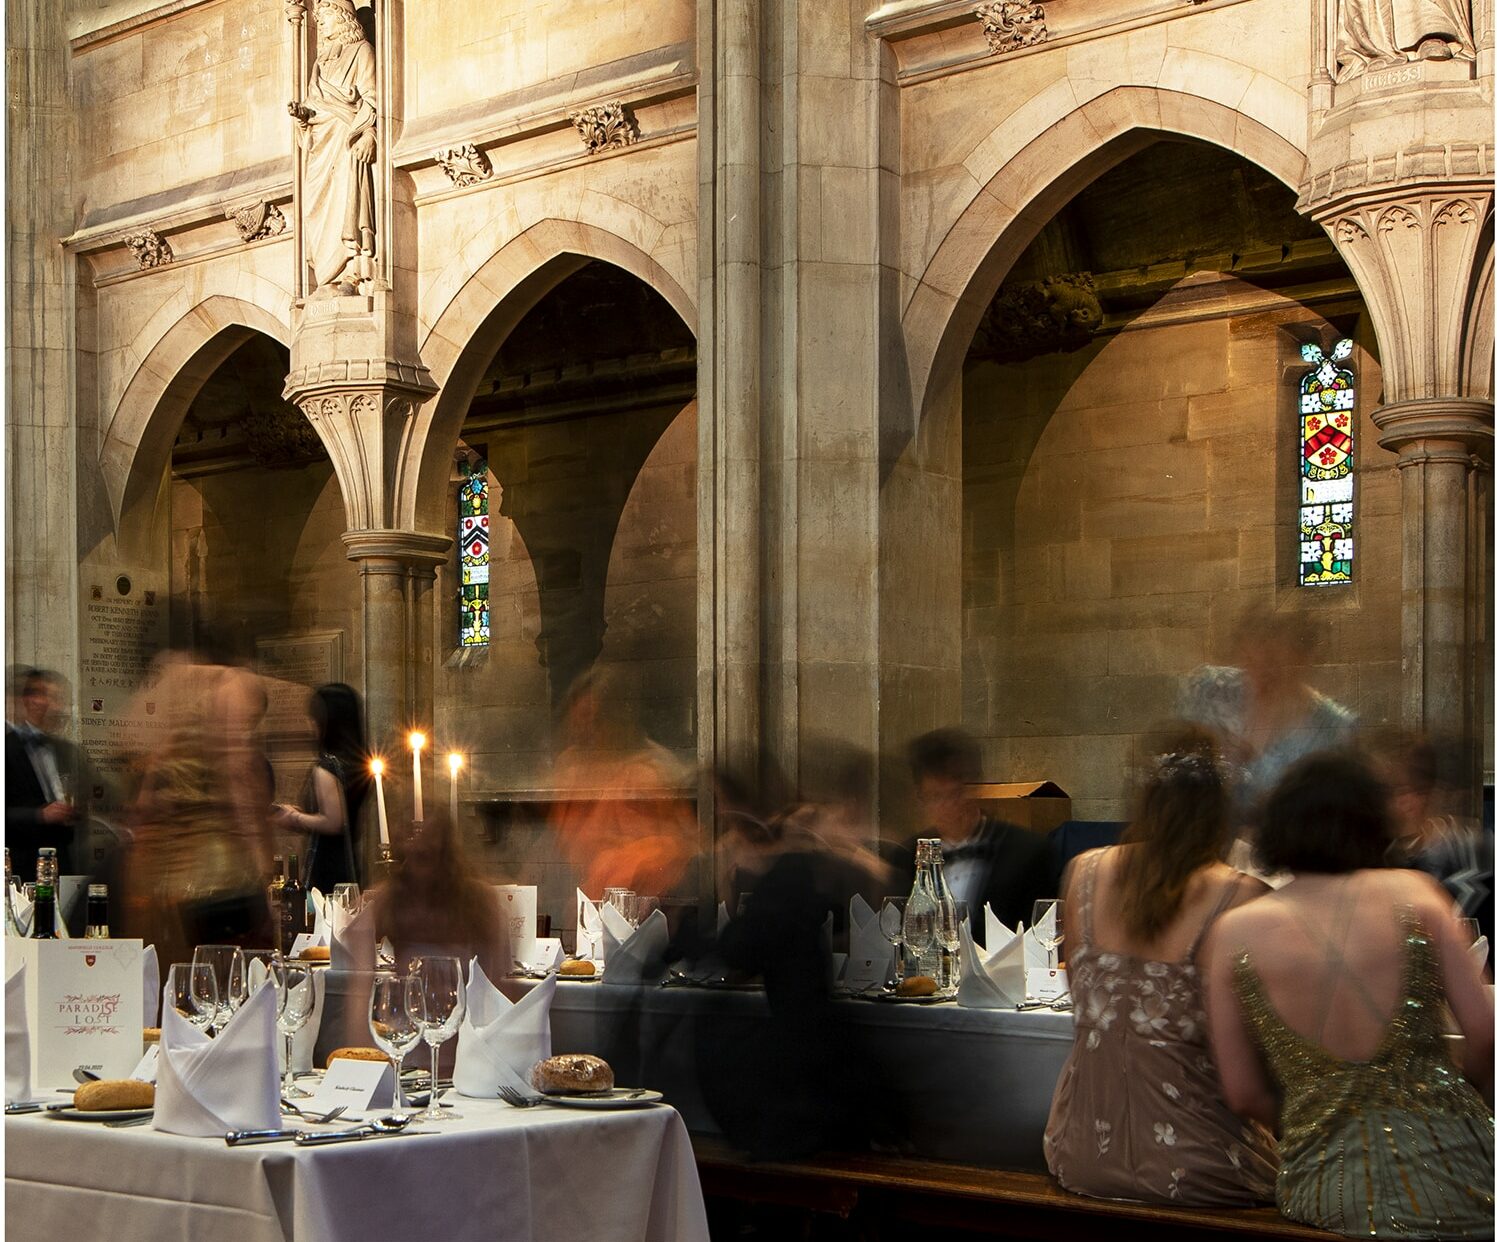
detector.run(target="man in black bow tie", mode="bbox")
[5,668,80,881]
[894,728,1054,932]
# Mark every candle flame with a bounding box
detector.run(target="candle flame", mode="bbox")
[370,758,385,776]
[447,752,464,773]
[408,731,426,752]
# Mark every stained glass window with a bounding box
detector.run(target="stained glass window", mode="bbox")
[1298,339,1355,587]
[458,459,490,646]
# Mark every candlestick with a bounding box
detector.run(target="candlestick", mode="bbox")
[409,732,426,822]
[447,752,463,823]
[370,758,390,847]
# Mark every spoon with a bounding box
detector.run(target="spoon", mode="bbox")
[292,1114,423,1146]
[73,1069,101,1085]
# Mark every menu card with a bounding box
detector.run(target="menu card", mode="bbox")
[6,939,144,1088]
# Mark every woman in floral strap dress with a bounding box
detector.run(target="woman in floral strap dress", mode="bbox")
[1044,729,1277,1205]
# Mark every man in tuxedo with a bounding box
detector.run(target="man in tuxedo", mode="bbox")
[895,728,1055,931]
[6,669,79,880]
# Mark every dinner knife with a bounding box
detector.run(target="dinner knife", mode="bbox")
[293,1127,436,1146]
[225,1128,306,1146]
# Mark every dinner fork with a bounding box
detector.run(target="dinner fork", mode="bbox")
[280,1102,348,1124]
[496,1084,546,1108]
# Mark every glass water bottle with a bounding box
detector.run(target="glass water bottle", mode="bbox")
[901,839,940,980]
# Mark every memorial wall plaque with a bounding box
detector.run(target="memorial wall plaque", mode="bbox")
[78,572,168,819]
[256,631,344,799]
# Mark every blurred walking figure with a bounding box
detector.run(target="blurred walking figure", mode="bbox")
[5,668,82,879]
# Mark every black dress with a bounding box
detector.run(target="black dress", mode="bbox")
[302,754,359,892]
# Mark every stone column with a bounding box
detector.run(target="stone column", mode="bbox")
[1317,189,1494,796]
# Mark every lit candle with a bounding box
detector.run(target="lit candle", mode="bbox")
[447,752,463,822]
[370,758,390,847]
[409,732,426,823]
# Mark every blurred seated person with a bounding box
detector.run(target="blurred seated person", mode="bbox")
[366,810,510,985]
[893,728,1053,931]
[6,668,82,879]
[1204,751,1494,1238]
[1044,728,1276,1206]
[1370,731,1493,946]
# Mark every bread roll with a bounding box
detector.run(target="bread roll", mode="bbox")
[325,1046,388,1066]
[558,959,596,977]
[299,945,331,962]
[530,1053,614,1095]
[74,1079,155,1111]
[895,975,938,998]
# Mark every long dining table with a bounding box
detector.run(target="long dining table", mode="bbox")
[5,1093,710,1242]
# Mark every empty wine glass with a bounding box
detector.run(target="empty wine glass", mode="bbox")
[192,944,247,1035]
[271,956,318,1098]
[938,900,967,993]
[634,896,660,925]
[1032,899,1064,973]
[168,962,218,1033]
[879,897,906,974]
[411,956,465,1121]
[369,972,423,1113]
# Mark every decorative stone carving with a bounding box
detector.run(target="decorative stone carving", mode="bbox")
[568,102,639,154]
[975,1,1048,55]
[226,201,288,242]
[290,0,377,296]
[1332,0,1475,82]
[970,273,1102,363]
[239,402,326,467]
[124,229,172,269]
[433,143,493,187]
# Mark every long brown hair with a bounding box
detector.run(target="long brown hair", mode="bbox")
[1115,727,1230,942]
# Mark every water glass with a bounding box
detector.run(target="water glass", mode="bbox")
[938,900,967,993]
[192,945,247,1035]
[634,896,660,925]
[368,972,423,1112]
[1032,899,1064,972]
[332,883,362,917]
[271,955,319,1098]
[411,956,465,1121]
[879,897,906,972]
[168,962,218,1033]
[602,888,635,923]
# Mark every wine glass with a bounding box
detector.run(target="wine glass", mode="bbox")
[411,956,465,1121]
[167,962,218,1033]
[1032,899,1065,973]
[938,900,967,993]
[634,896,660,925]
[193,945,247,1035]
[879,897,906,974]
[902,889,937,982]
[271,956,318,1099]
[368,972,423,1113]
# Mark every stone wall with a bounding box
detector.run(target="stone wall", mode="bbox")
[962,278,1398,820]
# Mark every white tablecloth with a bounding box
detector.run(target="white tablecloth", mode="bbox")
[5,1098,709,1242]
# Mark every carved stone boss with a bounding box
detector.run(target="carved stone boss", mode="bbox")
[124,230,173,269]
[569,102,640,155]
[433,143,493,187]
[226,201,289,243]
[975,1,1048,55]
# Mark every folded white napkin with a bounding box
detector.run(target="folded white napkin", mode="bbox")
[957,918,1025,1008]
[153,980,280,1136]
[331,902,375,970]
[6,963,31,1104]
[1470,935,1489,972]
[717,902,730,935]
[246,958,325,1072]
[575,889,604,962]
[849,895,896,966]
[309,888,330,947]
[142,945,160,1025]
[602,908,670,986]
[453,959,556,1098]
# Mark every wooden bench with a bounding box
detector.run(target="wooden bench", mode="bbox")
[692,1137,1335,1242]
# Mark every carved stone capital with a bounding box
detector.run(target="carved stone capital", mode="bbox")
[124,229,172,269]
[433,143,493,187]
[568,102,639,154]
[342,528,452,568]
[1371,397,1494,463]
[975,2,1047,55]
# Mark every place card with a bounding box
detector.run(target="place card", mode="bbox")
[842,956,892,990]
[1026,966,1068,1003]
[287,932,327,959]
[129,1045,159,1084]
[304,1057,395,1120]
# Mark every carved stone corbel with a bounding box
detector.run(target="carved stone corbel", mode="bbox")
[433,143,493,187]
[568,102,640,154]
[124,229,173,269]
[226,201,288,243]
[974,2,1048,55]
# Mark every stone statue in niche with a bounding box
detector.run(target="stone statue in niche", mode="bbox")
[1333,0,1475,81]
[289,0,376,296]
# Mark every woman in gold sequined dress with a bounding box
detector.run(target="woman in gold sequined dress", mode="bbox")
[1204,752,1494,1238]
